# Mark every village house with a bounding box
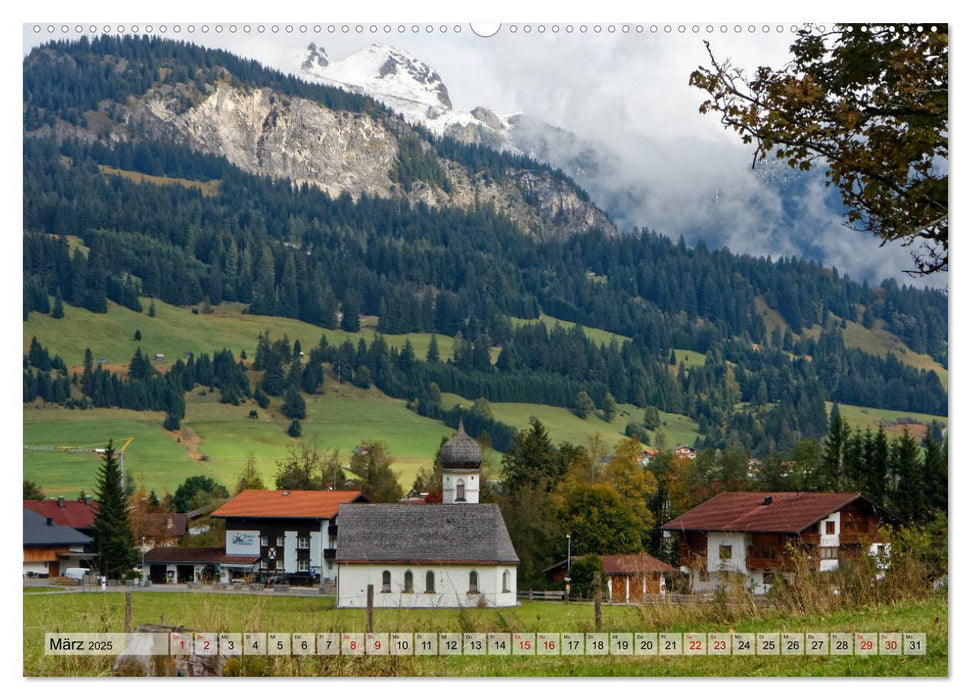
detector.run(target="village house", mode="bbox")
[336,421,519,608]
[23,508,91,577]
[546,553,678,603]
[673,445,697,460]
[661,491,898,595]
[143,489,365,584]
[24,495,97,536]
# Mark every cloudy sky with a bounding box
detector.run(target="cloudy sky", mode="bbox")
[22,23,943,289]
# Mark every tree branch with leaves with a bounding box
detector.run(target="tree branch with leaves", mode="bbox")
[691,23,947,274]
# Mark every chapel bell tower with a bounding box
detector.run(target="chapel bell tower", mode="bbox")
[439,419,481,504]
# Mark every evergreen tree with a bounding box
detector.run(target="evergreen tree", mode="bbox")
[426,335,440,363]
[281,385,307,420]
[287,419,303,437]
[90,440,138,578]
[819,404,849,490]
[921,433,947,515]
[52,289,64,318]
[889,428,922,522]
[134,329,141,341]
[148,299,156,317]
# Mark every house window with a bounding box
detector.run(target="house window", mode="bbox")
[276,536,285,547]
[297,537,310,549]
[820,547,839,560]
[457,480,466,502]
[260,536,268,547]
[502,570,510,593]
[825,521,836,535]
[382,570,391,593]
[469,570,479,594]
[425,571,435,593]
[327,560,333,571]
[404,570,414,593]
[297,560,309,572]
[719,545,732,561]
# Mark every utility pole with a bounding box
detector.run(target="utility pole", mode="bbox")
[565,534,571,602]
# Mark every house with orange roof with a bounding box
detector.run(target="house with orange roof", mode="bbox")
[144,489,366,585]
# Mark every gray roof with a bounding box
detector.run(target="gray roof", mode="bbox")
[439,420,482,470]
[336,504,519,564]
[23,508,92,547]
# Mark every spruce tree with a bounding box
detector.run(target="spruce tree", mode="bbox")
[819,404,849,490]
[426,335,440,363]
[148,299,156,317]
[52,288,64,318]
[91,440,138,578]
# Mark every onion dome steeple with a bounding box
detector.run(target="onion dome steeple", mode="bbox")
[439,419,482,471]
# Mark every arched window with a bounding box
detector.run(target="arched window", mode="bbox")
[502,570,511,593]
[456,480,466,501]
[404,570,414,593]
[469,570,479,594]
[381,570,391,593]
[425,570,435,593]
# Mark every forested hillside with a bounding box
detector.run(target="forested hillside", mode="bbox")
[23,36,947,459]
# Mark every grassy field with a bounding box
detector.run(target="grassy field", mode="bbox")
[23,592,946,676]
[441,393,700,450]
[23,298,458,370]
[23,406,199,495]
[98,165,221,197]
[825,402,947,438]
[23,382,455,495]
[509,314,630,346]
[754,297,947,384]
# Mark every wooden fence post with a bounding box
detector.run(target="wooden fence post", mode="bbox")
[124,591,132,633]
[366,584,374,634]
[593,572,602,631]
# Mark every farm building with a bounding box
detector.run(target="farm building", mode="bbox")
[336,421,519,608]
[546,553,678,602]
[23,508,91,577]
[144,489,366,584]
[661,491,899,595]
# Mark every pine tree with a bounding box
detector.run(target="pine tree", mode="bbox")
[889,428,922,522]
[148,299,156,317]
[426,335,440,363]
[287,419,303,438]
[91,440,138,578]
[819,404,849,490]
[921,433,947,515]
[52,288,64,318]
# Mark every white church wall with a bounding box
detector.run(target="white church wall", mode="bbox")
[337,563,518,608]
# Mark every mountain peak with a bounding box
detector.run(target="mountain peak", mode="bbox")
[300,42,451,113]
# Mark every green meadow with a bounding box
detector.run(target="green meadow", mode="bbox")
[441,393,700,450]
[23,591,946,676]
[23,298,458,369]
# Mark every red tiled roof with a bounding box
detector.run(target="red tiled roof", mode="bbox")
[210,490,365,519]
[661,492,866,534]
[24,499,98,530]
[600,554,679,575]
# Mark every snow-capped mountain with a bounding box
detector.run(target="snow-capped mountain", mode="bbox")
[296,43,617,202]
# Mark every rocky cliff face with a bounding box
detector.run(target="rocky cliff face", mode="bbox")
[40,70,613,239]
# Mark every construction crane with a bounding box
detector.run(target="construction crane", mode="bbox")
[23,437,134,481]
